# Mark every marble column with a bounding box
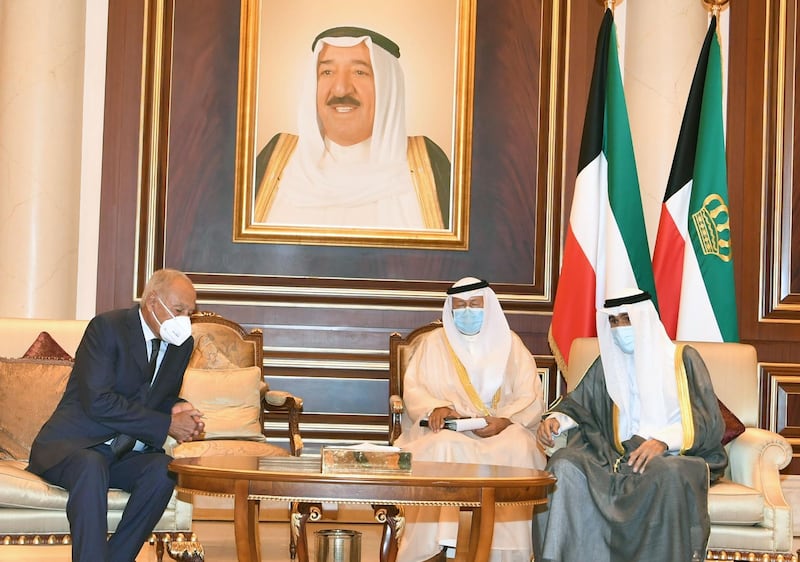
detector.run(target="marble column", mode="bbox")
[622,0,711,249]
[0,1,86,318]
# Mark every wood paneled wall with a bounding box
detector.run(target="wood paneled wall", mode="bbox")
[729,0,800,472]
[99,1,800,468]
[98,0,596,453]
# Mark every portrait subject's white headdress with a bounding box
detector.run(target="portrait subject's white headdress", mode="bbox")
[274,26,418,214]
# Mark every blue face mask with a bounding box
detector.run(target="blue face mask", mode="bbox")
[611,325,635,354]
[453,307,484,335]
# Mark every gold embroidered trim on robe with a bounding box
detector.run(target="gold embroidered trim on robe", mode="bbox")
[445,338,500,416]
[612,404,624,454]
[611,345,695,455]
[674,344,695,453]
[407,136,445,229]
[254,133,298,223]
[252,134,443,228]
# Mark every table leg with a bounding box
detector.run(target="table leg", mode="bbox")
[373,504,404,562]
[467,508,480,556]
[248,499,261,560]
[468,488,495,562]
[291,502,322,562]
[233,480,260,562]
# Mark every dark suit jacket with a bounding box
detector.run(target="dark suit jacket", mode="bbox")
[27,305,194,475]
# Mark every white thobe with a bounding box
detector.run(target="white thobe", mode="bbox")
[395,328,546,562]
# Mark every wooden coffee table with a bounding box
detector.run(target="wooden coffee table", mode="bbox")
[169,456,554,562]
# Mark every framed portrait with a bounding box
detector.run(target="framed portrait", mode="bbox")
[232,0,476,249]
[121,0,562,308]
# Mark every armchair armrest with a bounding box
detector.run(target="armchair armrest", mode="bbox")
[727,427,791,507]
[264,389,304,410]
[725,427,793,550]
[389,394,403,414]
[262,390,304,456]
[389,394,404,445]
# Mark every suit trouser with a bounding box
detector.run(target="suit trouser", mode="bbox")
[41,444,176,562]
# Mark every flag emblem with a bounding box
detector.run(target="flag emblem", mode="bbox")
[691,193,732,261]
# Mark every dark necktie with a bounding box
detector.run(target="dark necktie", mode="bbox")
[110,338,161,458]
[146,338,161,384]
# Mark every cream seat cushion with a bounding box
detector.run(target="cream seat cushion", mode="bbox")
[178,366,264,440]
[0,460,130,511]
[173,365,290,458]
[708,478,766,525]
[0,458,187,536]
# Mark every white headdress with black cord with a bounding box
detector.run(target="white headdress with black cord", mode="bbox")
[596,288,678,441]
[442,277,512,404]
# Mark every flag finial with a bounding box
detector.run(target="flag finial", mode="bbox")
[702,0,729,17]
[595,0,621,10]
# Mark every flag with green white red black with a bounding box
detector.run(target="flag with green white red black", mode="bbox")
[549,7,657,369]
[652,15,738,342]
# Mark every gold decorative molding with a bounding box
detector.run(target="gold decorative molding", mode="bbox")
[135,0,173,299]
[762,362,800,440]
[706,550,797,562]
[760,0,800,321]
[232,0,475,250]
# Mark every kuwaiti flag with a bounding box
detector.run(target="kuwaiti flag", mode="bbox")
[652,15,738,342]
[549,8,657,369]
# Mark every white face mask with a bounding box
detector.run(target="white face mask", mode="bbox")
[452,307,484,336]
[153,295,192,346]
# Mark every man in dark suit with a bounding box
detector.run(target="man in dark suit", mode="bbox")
[28,268,205,562]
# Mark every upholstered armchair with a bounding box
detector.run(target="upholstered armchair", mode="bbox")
[176,312,305,558]
[388,321,442,445]
[568,338,794,562]
[170,311,304,459]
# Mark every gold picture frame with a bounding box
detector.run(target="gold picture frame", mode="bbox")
[232,0,476,249]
